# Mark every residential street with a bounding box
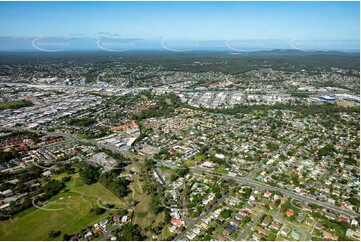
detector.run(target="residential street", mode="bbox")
[236,211,265,241]
[173,187,238,241]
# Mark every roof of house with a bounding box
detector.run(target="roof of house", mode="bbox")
[171,219,182,227]
[92,227,102,234]
[286,210,294,217]
[323,231,339,240]
[264,191,272,197]
[257,227,269,235]
[270,222,281,230]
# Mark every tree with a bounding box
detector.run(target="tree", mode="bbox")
[0,150,20,163]
[48,230,61,238]
[61,176,71,182]
[170,173,178,182]
[99,170,130,198]
[144,159,155,168]
[280,200,291,213]
[175,167,189,177]
[268,232,276,240]
[94,207,105,215]
[220,209,232,219]
[164,209,172,223]
[119,224,144,241]
[348,198,360,207]
[244,216,251,223]
[79,162,100,185]
[43,180,65,196]
[63,234,71,241]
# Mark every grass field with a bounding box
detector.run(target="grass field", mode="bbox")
[0,174,127,241]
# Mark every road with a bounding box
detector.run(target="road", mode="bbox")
[7,127,358,220]
[5,127,136,160]
[235,208,311,241]
[157,162,358,218]
[236,211,265,241]
[173,187,238,241]
[101,224,120,241]
[180,192,194,227]
[274,214,312,241]
[319,171,329,181]
[0,82,197,93]
[234,177,358,217]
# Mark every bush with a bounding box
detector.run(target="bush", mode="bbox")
[220,209,232,219]
[94,207,105,215]
[63,234,70,241]
[48,230,61,238]
[348,198,360,207]
[0,100,33,110]
[61,176,71,182]
[43,180,65,196]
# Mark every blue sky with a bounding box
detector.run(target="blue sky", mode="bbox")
[0,1,359,51]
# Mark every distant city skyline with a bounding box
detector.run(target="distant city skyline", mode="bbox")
[0,1,359,51]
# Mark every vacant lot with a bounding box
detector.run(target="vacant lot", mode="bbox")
[125,163,164,238]
[0,174,126,241]
[335,100,356,108]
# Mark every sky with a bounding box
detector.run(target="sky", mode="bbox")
[0,1,359,51]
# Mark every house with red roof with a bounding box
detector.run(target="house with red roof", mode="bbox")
[286,210,294,217]
[263,191,272,198]
[257,227,269,236]
[323,231,339,241]
[171,219,182,227]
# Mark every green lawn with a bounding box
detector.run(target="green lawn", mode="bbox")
[164,98,173,105]
[0,174,127,241]
[184,159,196,167]
[77,133,95,140]
[193,154,206,161]
[159,224,176,240]
[140,94,148,101]
[137,212,147,218]
[214,165,228,174]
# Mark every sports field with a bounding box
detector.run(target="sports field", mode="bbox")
[0,174,127,240]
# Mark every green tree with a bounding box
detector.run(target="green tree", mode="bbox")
[119,224,144,241]
[48,230,61,238]
[220,209,232,219]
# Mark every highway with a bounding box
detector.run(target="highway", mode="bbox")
[232,177,358,218]
[7,127,358,223]
[157,162,358,218]
[0,82,195,93]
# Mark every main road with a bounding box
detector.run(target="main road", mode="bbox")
[156,162,358,218]
[7,126,358,219]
